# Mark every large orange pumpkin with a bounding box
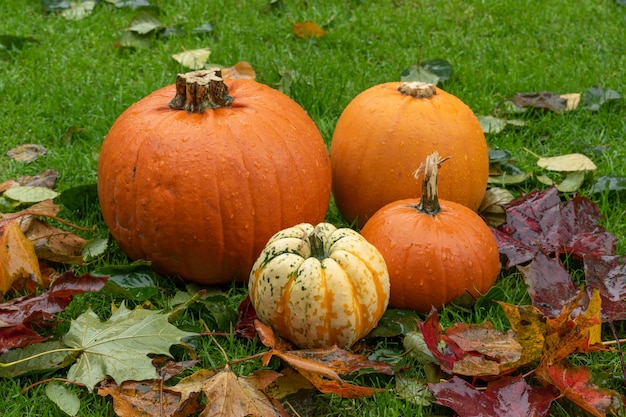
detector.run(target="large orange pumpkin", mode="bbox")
[360,152,500,313]
[97,69,332,285]
[330,81,489,227]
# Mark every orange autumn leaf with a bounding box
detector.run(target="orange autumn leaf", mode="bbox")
[292,21,327,39]
[255,320,391,398]
[0,220,43,294]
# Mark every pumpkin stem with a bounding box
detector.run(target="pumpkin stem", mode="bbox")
[414,152,450,215]
[397,81,437,98]
[168,68,233,113]
[308,231,329,261]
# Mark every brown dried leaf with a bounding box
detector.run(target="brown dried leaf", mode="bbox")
[513,92,567,112]
[97,379,201,417]
[171,367,285,417]
[23,218,86,264]
[5,144,48,163]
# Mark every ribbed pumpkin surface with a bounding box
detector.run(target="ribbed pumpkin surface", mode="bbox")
[98,75,331,285]
[249,223,390,349]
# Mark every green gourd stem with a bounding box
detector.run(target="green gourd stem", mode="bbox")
[414,152,449,215]
[168,68,233,113]
[308,231,329,261]
[397,81,437,98]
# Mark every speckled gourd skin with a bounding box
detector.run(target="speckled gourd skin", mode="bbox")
[249,222,390,349]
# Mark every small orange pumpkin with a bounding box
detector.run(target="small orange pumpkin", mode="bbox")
[360,152,500,313]
[97,69,332,285]
[330,81,489,227]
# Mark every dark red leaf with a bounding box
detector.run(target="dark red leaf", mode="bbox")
[0,324,47,352]
[234,295,258,339]
[493,187,616,268]
[0,270,107,352]
[48,270,108,297]
[517,252,582,318]
[419,308,465,370]
[584,255,626,321]
[429,375,556,417]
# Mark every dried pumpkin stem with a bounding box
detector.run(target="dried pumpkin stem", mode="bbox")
[414,152,450,215]
[168,68,233,113]
[397,81,437,98]
[308,231,329,261]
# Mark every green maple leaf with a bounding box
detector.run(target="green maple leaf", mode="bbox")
[63,303,197,390]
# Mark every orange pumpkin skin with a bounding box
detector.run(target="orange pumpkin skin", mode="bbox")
[360,199,500,313]
[97,74,332,285]
[330,82,489,227]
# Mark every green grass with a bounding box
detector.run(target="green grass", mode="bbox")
[1,0,626,416]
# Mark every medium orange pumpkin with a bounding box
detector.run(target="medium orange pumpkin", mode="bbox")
[330,81,489,227]
[360,152,500,313]
[97,69,332,285]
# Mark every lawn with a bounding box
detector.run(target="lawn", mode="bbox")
[1,0,626,416]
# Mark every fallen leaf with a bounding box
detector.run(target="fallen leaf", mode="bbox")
[561,93,581,110]
[3,186,59,204]
[0,220,43,294]
[23,218,86,264]
[479,187,515,227]
[584,255,626,321]
[536,153,597,172]
[18,168,59,188]
[172,48,211,70]
[45,382,81,417]
[170,367,286,417]
[128,12,163,34]
[292,21,327,39]
[538,361,625,417]
[429,375,556,417]
[98,379,201,417]
[497,302,546,368]
[221,61,256,80]
[61,0,96,20]
[256,320,391,398]
[513,91,567,112]
[63,303,197,390]
[492,187,617,268]
[582,86,621,111]
[5,144,47,163]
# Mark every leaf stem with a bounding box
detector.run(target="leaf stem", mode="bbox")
[0,347,81,368]
[20,377,85,395]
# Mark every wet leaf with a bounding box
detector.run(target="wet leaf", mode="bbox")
[404,331,438,364]
[497,302,546,367]
[63,303,197,390]
[429,375,556,417]
[538,361,625,417]
[98,264,161,301]
[23,218,86,264]
[82,238,108,261]
[0,340,74,377]
[584,255,626,321]
[292,21,327,39]
[172,48,211,69]
[492,187,617,267]
[367,308,420,337]
[0,220,43,294]
[18,168,59,188]
[5,144,47,163]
